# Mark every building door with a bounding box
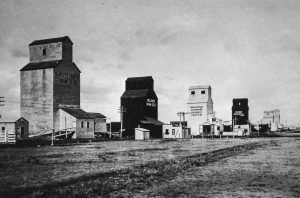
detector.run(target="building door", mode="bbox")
[203,125,210,134]
[16,127,20,139]
[21,127,24,138]
[199,125,203,134]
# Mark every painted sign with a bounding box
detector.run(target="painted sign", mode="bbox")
[59,104,80,108]
[146,99,156,107]
[190,106,203,116]
[55,72,79,85]
[233,111,244,116]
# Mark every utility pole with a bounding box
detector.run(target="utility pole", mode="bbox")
[233,117,236,138]
[51,129,54,146]
[258,121,260,137]
[105,117,111,138]
[227,122,229,139]
[109,118,111,139]
[177,111,190,137]
[176,112,190,124]
[0,96,5,118]
[118,106,126,139]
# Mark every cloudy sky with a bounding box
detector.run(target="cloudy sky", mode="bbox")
[0,0,300,125]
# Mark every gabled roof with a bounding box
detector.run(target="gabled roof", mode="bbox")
[233,98,248,102]
[0,117,28,123]
[15,117,29,123]
[189,85,211,90]
[29,36,73,46]
[71,62,81,73]
[61,108,106,119]
[87,112,106,119]
[61,108,94,119]
[121,89,150,99]
[126,76,153,82]
[135,127,150,131]
[140,117,164,126]
[20,61,81,73]
[20,60,62,71]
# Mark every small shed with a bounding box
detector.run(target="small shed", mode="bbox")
[15,117,29,139]
[135,127,150,140]
[0,117,29,144]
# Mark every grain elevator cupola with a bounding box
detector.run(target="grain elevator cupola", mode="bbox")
[28,36,74,63]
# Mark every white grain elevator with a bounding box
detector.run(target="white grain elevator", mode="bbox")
[186,85,213,135]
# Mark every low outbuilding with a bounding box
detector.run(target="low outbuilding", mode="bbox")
[162,124,191,139]
[0,117,29,144]
[56,108,106,139]
[135,127,150,140]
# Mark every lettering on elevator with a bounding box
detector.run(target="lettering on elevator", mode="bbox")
[146,99,156,107]
[55,72,78,85]
[233,111,244,116]
[190,106,203,116]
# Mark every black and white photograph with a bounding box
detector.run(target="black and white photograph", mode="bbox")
[0,0,299,197]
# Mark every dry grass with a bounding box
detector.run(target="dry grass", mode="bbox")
[1,138,263,191]
[132,138,300,198]
[0,140,272,197]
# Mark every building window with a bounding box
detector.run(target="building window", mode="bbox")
[1,127,5,132]
[172,129,175,135]
[21,127,24,135]
[42,48,46,55]
[165,129,169,135]
[87,122,90,128]
[201,90,205,94]
[191,91,195,95]
[81,121,84,128]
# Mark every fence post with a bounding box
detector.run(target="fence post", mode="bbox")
[51,129,54,146]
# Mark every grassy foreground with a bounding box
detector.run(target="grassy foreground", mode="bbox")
[0,140,275,197]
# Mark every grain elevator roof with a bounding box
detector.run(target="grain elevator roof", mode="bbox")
[29,36,73,46]
[20,60,81,72]
[121,89,150,99]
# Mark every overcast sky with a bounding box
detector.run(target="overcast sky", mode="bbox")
[0,0,299,125]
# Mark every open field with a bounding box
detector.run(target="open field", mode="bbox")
[132,137,300,198]
[0,137,299,197]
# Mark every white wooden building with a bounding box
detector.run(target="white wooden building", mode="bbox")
[135,128,150,140]
[199,114,223,136]
[56,108,106,139]
[262,109,280,131]
[162,124,191,139]
[0,117,29,144]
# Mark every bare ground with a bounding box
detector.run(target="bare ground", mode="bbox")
[0,138,261,189]
[129,138,300,198]
[0,138,299,197]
